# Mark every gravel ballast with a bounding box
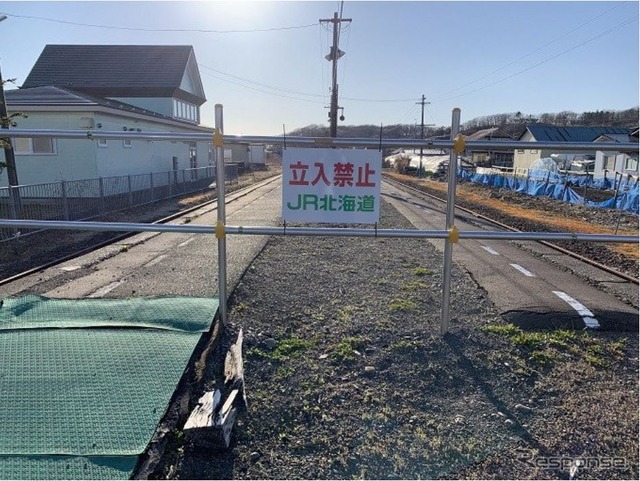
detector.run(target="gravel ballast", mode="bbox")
[160,199,638,480]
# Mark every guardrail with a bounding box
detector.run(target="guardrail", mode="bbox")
[0,165,239,241]
[1,107,638,334]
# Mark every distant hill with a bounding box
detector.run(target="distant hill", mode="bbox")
[286,107,639,139]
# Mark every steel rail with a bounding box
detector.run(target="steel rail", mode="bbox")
[2,128,638,153]
[0,175,280,286]
[383,174,640,285]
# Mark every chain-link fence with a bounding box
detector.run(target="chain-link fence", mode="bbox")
[0,164,239,241]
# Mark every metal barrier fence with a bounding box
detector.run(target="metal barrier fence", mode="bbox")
[0,106,638,334]
[0,164,239,241]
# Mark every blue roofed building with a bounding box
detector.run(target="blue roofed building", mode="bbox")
[513,124,634,173]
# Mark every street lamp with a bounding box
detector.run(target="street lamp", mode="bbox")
[0,14,22,218]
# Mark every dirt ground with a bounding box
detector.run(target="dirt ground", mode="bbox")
[154,176,638,480]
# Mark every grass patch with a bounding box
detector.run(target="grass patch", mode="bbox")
[401,281,429,291]
[247,337,314,362]
[337,305,360,323]
[331,337,368,363]
[389,299,418,312]
[482,323,625,371]
[411,267,433,276]
[388,339,424,351]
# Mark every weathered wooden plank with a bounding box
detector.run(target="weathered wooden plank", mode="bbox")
[224,328,247,408]
[183,390,221,430]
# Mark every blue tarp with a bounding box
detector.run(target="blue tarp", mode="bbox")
[458,170,639,214]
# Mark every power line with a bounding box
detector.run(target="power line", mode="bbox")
[199,69,325,104]
[440,1,628,96]
[0,11,317,33]
[200,62,417,103]
[199,63,326,99]
[434,15,638,103]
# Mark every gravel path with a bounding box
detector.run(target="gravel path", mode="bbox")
[160,199,638,480]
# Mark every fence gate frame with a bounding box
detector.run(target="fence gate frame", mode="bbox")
[1,105,638,335]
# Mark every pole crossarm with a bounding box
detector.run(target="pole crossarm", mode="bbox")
[0,219,637,244]
[2,129,637,153]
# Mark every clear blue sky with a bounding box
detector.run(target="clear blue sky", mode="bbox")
[1,1,638,135]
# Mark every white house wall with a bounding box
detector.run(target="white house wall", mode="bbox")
[108,97,174,118]
[0,111,98,186]
[595,150,639,178]
[93,112,211,179]
[1,109,213,187]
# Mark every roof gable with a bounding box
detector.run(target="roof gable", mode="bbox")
[6,86,206,127]
[5,86,97,106]
[522,124,632,142]
[464,127,513,141]
[22,45,206,105]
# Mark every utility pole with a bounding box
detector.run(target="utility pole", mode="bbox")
[416,94,434,178]
[0,60,21,217]
[320,11,351,138]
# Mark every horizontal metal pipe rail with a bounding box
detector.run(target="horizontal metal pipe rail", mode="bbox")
[0,219,637,243]
[2,129,638,153]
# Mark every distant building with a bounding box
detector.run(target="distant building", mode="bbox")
[593,128,639,178]
[463,127,514,168]
[512,124,633,172]
[1,45,248,186]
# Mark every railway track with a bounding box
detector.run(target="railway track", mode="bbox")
[0,175,281,287]
[383,174,639,285]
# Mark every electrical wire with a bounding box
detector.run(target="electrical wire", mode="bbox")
[0,11,317,33]
[440,1,628,96]
[199,70,325,104]
[434,15,639,103]
[397,103,420,124]
[199,63,326,98]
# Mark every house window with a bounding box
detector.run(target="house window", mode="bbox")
[517,149,525,154]
[123,139,132,148]
[173,98,199,123]
[604,155,615,170]
[625,157,638,171]
[530,149,538,154]
[97,139,108,148]
[13,137,56,155]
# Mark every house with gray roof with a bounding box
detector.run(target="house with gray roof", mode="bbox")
[512,124,633,172]
[1,45,246,186]
[463,127,514,168]
[593,129,639,179]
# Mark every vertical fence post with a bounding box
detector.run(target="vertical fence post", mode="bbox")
[214,104,228,326]
[440,108,462,336]
[8,185,18,220]
[127,175,133,207]
[61,180,70,221]
[99,177,106,213]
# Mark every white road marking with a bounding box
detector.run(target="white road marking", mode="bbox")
[178,237,195,247]
[481,245,500,255]
[143,254,168,268]
[87,281,124,298]
[510,263,536,277]
[553,291,601,329]
[60,265,82,272]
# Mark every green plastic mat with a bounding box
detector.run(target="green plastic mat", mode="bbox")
[0,456,137,480]
[0,295,218,480]
[0,295,214,332]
